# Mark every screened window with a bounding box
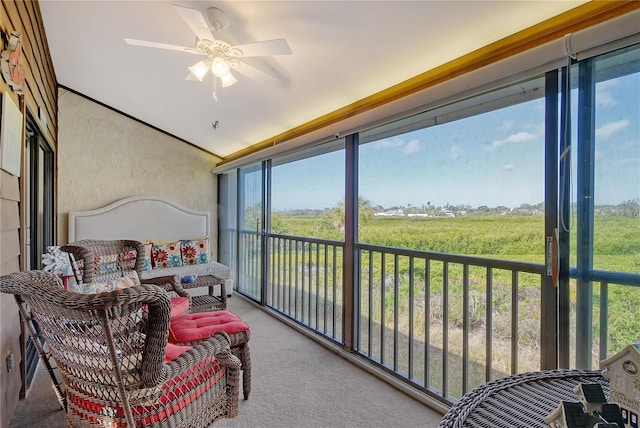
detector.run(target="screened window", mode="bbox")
[567,44,640,368]
[271,146,345,240]
[359,78,546,263]
[218,170,237,281]
[592,46,640,272]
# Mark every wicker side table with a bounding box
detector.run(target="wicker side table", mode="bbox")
[183,274,227,312]
[439,369,608,428]
[146,273,227,312]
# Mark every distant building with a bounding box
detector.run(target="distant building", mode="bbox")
[374,209,404,217]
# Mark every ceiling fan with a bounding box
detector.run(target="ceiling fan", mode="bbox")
[124,4,291,101]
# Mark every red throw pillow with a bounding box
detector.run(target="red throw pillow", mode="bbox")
[170,297,190,318]
[164,342,192,364]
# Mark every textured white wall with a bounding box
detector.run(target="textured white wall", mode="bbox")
[57,89,221,255]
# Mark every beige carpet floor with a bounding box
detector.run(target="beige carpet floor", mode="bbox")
[10,295,443,427]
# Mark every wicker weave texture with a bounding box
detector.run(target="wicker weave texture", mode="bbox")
[61,239,145,284]
[0,270,240,427]
[62,239,189,299]
[176,329,251,400]
[188,274,227,311]
[438,369,608,428]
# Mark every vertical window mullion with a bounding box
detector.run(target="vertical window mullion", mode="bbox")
[542,69,560,370]
[575,58,596,369]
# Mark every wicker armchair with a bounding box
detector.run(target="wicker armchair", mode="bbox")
[0,270,240,427]
[61,239,192,312]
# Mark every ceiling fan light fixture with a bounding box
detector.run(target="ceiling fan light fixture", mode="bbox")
[220,71,237,88]
[188,59,211,81]
[211,56,231,78]
[125,5,293,102]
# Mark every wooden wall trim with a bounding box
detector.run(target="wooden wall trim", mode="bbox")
[1,1,58,425]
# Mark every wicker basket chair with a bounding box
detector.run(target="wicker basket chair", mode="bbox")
[0,270,241,427]
[61,239,192,313]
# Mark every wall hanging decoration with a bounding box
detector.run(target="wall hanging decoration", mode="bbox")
[1,31,25,94]
[1,91,23,176]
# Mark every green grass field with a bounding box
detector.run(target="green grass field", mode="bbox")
[273,212,640,357]
[259,211,640,396]
[275,213,640,262]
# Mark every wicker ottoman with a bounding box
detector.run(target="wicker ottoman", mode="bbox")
[169,310,252,400]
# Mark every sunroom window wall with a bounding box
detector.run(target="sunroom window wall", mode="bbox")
[217,41,640,405]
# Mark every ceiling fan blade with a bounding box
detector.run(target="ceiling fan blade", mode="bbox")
[124,38,200,54]
[231,59,278,83]
[173,5,215,42]
[229,39,292,58]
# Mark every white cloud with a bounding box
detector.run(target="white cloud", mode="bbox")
[497,120,515,132]
[620,158,639,166]
[503,164,515,171]
[403,139,420,155]
[492,131,538,149]
[375,137,422,156]
[451,145,462,160]
[375,137,405,150]
[596,120,629,139]
[596,80,618,108]
[620,141,635,150]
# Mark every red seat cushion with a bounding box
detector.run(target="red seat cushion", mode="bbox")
[69,356,224,425]
[169,310,250,344]
[164,343,192,364]
[170,297,190,318]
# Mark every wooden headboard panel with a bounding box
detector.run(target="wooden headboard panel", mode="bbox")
[68,196,211,243]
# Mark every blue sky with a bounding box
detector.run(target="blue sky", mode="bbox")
[271,68,639,212]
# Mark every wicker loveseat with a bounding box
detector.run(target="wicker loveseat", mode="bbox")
[0,270,240,427]
[60,239,193,315]
[68,196,233,312]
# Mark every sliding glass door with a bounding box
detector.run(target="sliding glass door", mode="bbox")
[568,44,640,368]
[23,116,54,392]
[236,163,265,301]
[24,117,54,270]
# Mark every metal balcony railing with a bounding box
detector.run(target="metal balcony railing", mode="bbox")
[354,243,546,402]
[266,235,344,342]
[232,230,640,405]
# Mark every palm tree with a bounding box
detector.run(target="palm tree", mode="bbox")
[330,197,373,233]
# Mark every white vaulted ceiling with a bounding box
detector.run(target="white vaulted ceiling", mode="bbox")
[38,1,588,161]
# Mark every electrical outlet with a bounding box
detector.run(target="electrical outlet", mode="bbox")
[6,350,15,372]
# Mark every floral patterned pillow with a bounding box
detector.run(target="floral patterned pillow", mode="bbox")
[152,241,182,268]
[121,250,137,271]
[83,271,141,294]
[180,237,210,265]
[94,254,118,275]
[142,243,153,271]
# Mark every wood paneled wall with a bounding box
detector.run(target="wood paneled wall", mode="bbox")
[0,1,57,426]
